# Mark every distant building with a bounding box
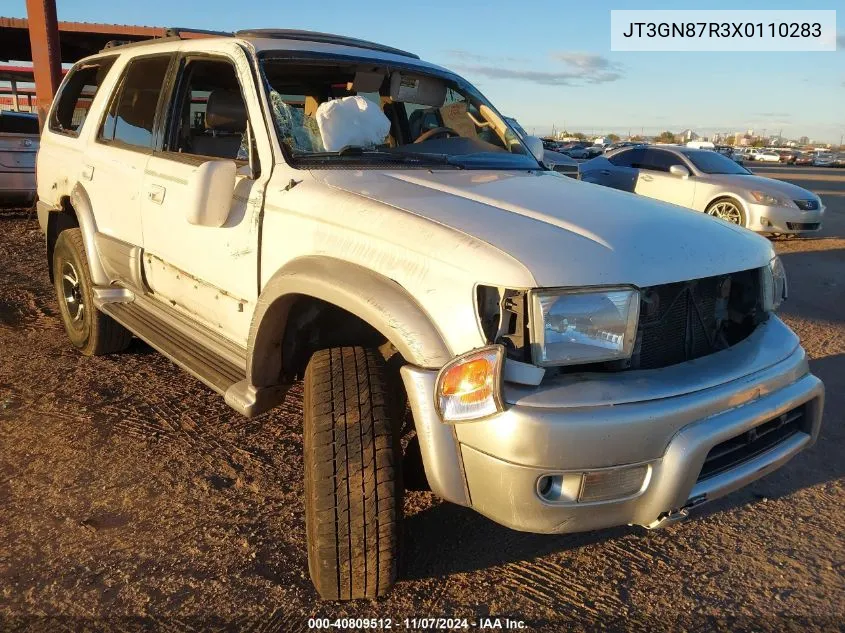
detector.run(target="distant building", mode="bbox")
[679,129,699,142]
[799,136,809,145]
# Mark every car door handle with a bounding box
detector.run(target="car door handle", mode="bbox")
[641,174,654,182]
[81,164,94,181]
[147,184,166,205]
[600,169,611,176]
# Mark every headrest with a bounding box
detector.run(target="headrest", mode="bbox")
[117,89,159,129]
[205,90,247,133]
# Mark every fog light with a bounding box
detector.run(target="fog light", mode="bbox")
[579,465,650,503]
[536,464,651,505]
[536,473,583,503]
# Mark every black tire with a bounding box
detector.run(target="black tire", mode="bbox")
[303,346,402,600]
[52,229,132,356]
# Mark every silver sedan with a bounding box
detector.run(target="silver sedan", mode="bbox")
[580,145,824,235]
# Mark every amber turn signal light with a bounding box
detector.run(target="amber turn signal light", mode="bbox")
[435,345,504,422]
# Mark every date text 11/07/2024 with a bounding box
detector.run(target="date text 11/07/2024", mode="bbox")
[307,618,527,630]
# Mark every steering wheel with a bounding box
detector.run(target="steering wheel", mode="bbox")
[414,126,460,143]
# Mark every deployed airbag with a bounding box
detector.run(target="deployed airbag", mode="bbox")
[315,96,391,152]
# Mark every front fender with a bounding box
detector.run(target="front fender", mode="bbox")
[247,256,453,388]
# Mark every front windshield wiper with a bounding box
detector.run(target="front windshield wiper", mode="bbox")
[297,146,465,168]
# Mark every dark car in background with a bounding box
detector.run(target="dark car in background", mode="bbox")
[794,152,814,166]
[0,111,39,207]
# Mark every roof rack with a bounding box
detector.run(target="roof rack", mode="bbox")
[164,27,233,38]
[100,36,182,52]
[99,28,232,53]
[235,29,419,59]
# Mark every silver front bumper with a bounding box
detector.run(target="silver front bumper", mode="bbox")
[746,201,824,233]
[402,317,824,534]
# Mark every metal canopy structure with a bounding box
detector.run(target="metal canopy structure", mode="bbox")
[0,16,223,63]
[0,11,224,123]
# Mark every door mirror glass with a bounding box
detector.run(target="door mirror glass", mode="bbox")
[186,160,236,227]
[522,135,545,163]
[669,164,690,179]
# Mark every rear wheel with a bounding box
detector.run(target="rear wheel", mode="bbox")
[303,346,402,600]
[706,198,746,227]
[52,229,132,356]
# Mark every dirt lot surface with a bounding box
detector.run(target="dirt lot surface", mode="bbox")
[1,166,843,632]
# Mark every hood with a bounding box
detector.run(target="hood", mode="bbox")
[704,173,819,200]
[314,169,774,288]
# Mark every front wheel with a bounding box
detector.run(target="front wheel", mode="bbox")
[706,198,746,227]
[303,346,402,600]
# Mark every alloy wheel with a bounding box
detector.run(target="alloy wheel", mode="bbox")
[708,201,743,225]
[61,261,85,324]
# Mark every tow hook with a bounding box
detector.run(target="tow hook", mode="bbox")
[645,495,708,530]
[646,508,689,530]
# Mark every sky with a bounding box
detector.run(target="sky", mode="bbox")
[5,0,844,143]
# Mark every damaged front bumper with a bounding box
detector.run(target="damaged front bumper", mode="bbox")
[401,316,824,534]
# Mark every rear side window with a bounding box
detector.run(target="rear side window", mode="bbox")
[608,148,644,167]
[99,55,172,150]
[49,57,116,136]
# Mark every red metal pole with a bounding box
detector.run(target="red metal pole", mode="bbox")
[25,0,62,128]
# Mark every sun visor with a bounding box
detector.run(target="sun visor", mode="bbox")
[389,72,446,107]
[353,71,386,93]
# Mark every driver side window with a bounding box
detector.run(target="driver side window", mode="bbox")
[165,57,251,163]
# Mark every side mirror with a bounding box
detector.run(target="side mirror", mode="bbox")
[186,160,236,227]
[669,164,690,179]
[523,135,546,163]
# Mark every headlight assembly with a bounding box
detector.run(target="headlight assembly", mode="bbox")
[750,190,794,207]
[763,255,788,311]
[529,287,640,367]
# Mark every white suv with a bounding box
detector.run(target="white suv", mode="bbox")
[36,30,824,600]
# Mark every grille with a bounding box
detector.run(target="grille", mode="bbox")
[787,222,820,231]
[793,199,819,211]
[632,268,761,370]
[697,406,807,482]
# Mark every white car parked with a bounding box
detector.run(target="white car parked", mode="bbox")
[755,151,782,163]
[581,145,824,234]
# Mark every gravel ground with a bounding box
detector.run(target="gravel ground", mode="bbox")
[1,167,843,632]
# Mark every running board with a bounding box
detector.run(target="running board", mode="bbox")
[97,293,287,418]
[100,300,246,396]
